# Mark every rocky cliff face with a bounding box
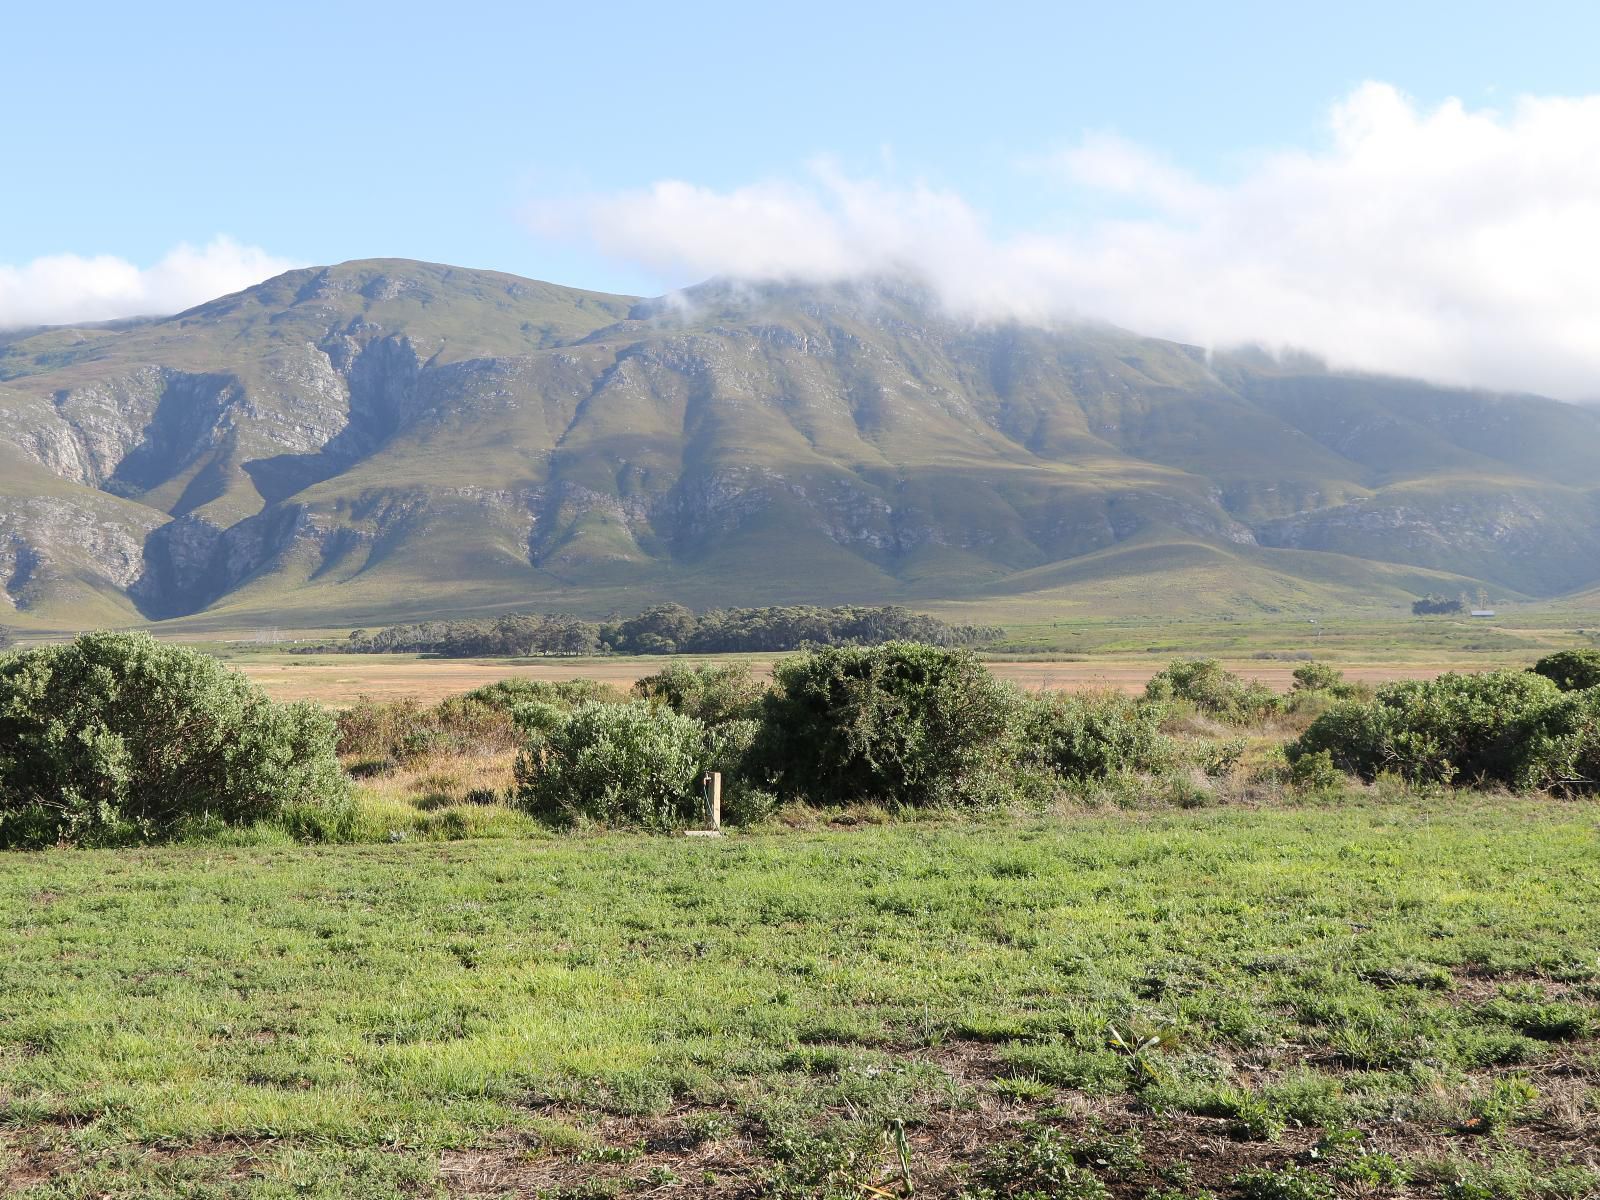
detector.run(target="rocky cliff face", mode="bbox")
[1,259,1597,626]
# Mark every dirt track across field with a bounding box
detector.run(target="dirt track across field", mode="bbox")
[235,654,1453,707]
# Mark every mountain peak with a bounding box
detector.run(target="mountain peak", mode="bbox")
[1,257,1597,630]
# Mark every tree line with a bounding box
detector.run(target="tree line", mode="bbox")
[328,603,1004,657]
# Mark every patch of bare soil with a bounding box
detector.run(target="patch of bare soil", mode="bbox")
[433,1035,1600,1199]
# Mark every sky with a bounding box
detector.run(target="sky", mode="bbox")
[5,0,1600,397]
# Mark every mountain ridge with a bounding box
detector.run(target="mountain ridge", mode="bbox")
[1,258,1595,630]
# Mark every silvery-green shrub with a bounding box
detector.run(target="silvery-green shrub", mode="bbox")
[512,700,706,829]
[0,632,349,847]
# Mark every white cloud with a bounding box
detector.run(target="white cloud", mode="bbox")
[0,237,298,330]
[532,84,1600,400]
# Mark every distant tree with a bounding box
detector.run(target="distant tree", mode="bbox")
[333,604,998,658]
[0,625,12,652]
[609,604,699,653]
[1411,594,1463,616]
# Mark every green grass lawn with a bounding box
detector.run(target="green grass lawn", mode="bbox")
[3,798,1599,1198]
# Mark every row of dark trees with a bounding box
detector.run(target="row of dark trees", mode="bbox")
[1411,594,1464,615]
[331,604,1003,658]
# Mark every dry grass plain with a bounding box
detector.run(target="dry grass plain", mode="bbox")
[230,652,1464,707]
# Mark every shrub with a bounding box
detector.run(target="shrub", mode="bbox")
[0,632,349,847]
[1288,748,1345,792]
[632,662,765,726]
[464,677,624,710]
[1290,661,1364,700]
[705,717,761,781]
[1289,670,1569,787]
[1530,649,1600,693]
[512,700,707,829]
[1515,686,1600,792]
[753,642,1024,808]
[1022,690,1173,780]
[335,695,518,762]
[1145,659,1277,723]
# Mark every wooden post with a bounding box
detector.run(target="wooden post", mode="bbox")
[704,771,721,831]
[687,771,723,837]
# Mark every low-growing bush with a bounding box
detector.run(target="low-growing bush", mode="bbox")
[0,632,349,847]
[1289,661,1366,701]
[1289,670,1597,790]
[1145,659,1278,723]
[1289,748,1345,792]
[1022,690,1174,780]
[512,700,707,829]
[632,661,765,726]
[753,642,1025,808]
[464,677,624,710]
[1530,648,1600,693]
[335,695,519,762]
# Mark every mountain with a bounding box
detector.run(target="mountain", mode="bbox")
[1,258,1597,631]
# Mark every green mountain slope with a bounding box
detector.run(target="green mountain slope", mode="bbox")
[1,261,1595,630]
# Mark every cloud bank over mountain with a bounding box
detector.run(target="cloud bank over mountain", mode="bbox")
[0,237,299,330]
[534,83,1600,400]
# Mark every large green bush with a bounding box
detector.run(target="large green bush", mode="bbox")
[0,633,349,847]
[1530,649,1600,693]
[1516,687,1600,792]
[1289,670,1575,788]
[754,642,1023,808]
[1022,691,1173,780]
[512,700,707,829]
[1145,659,1277,723]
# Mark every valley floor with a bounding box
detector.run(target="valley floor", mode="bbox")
[3,799,1598,1198]
[229,652,1470,707]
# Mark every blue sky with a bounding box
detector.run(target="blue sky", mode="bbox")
[5,0,1600,395]
[1,0,1590,290]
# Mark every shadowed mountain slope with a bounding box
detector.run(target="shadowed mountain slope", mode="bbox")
[1,260,1596,629]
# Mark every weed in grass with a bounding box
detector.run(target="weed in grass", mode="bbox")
[1462,1076,1540,1134]
[1225,1092,1289,1142]
[1107,1023,1167,1086]
[1233,1165,1334,1200]
[1331,1151,1411,1189]
[1419,1151,1600,1200]
[993,1076,1056,1103]
[1063,1123,1145,1177]
[963,1126,1111,1200]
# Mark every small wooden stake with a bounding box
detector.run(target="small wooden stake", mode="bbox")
[686,771,723,837]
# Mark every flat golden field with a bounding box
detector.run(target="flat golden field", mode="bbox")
[230,652,1468,707]
[213,610,1598,706]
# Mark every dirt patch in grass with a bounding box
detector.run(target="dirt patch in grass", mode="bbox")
[0,1133,262,1193]
[434,1035,1600,1199]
